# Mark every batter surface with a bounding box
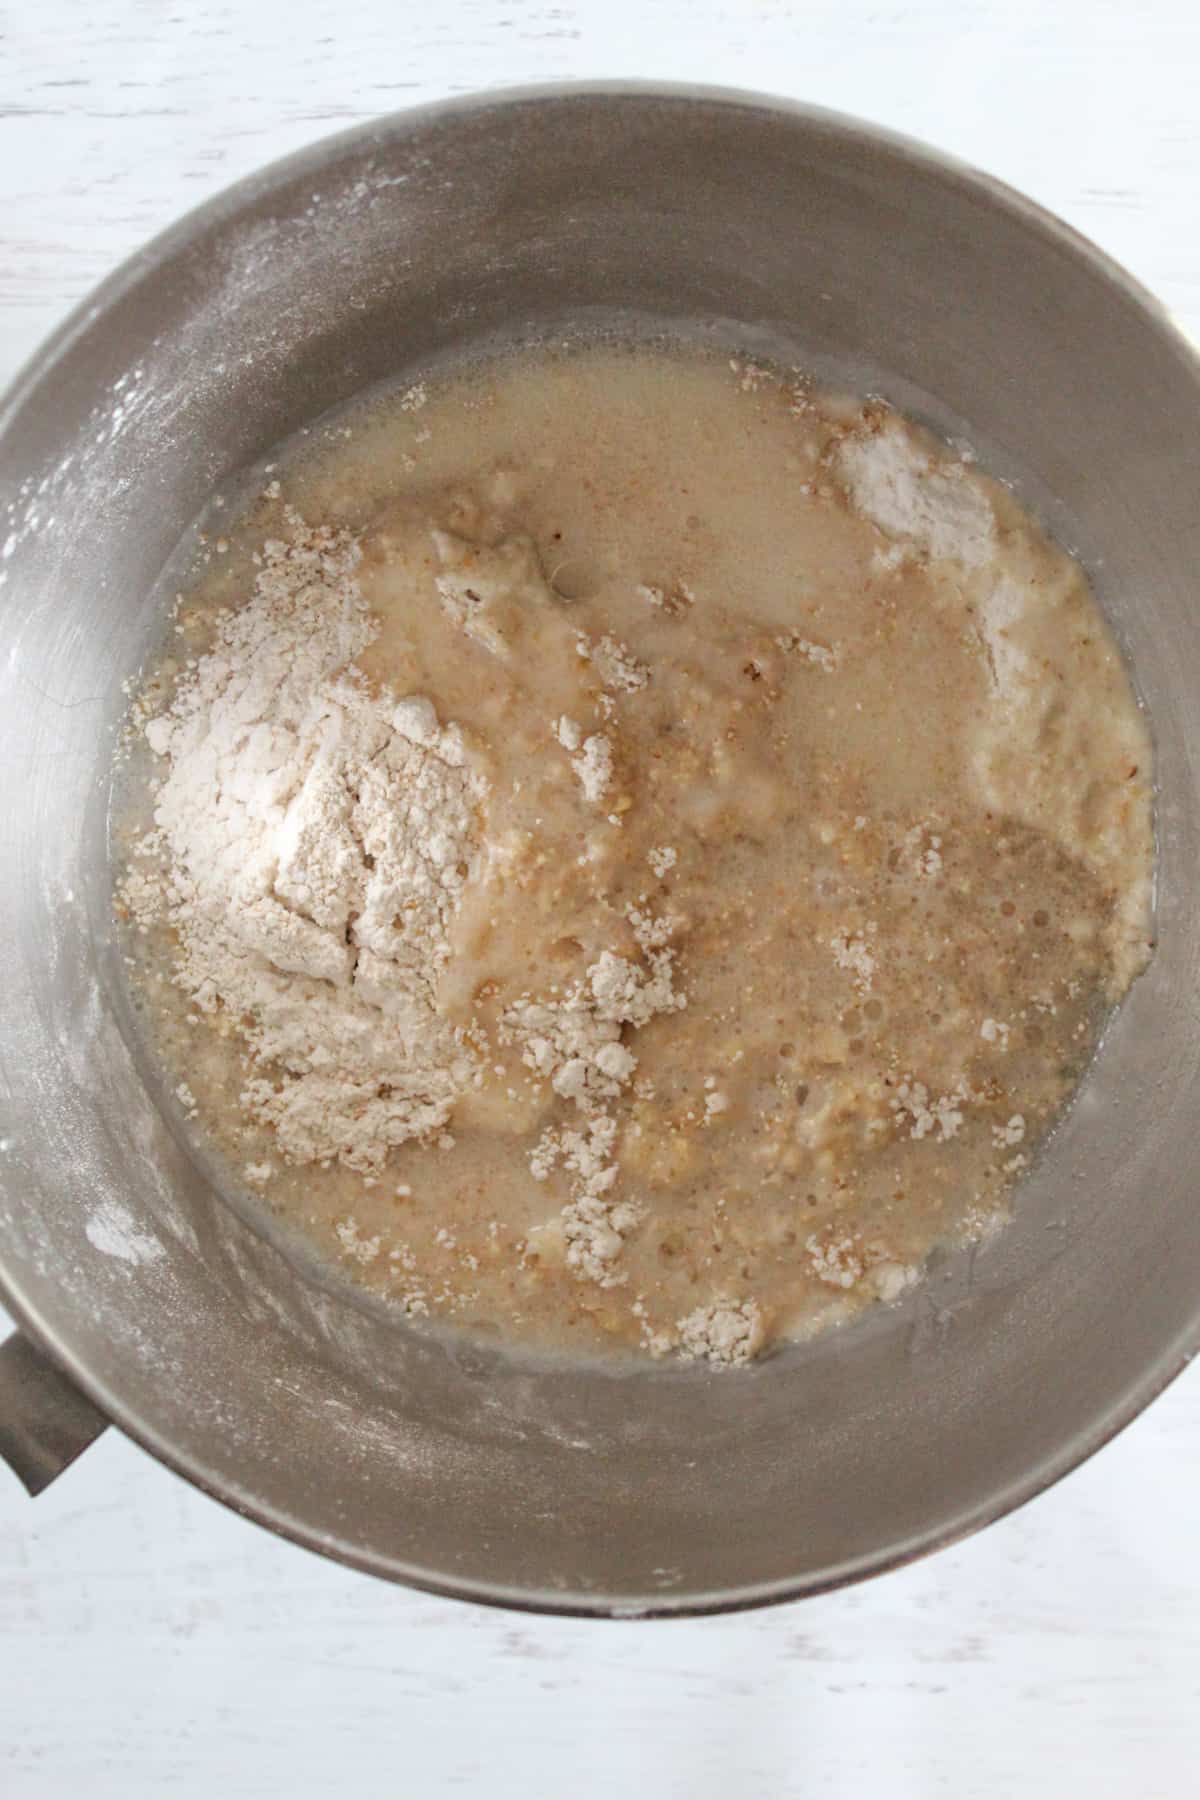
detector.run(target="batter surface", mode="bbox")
[115,343,1154,1364]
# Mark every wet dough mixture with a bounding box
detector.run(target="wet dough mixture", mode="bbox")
[116,343,1154,1365]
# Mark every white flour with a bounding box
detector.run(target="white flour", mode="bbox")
[85,1198,166,1266]
[508,932,684,1286]
[837,417,996,567]
[572,733,613,804]
[125,516,488,1173]
[677,1298,764,1366]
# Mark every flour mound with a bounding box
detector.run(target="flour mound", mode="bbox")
[836,419,996,567]
[129,517,488,1172]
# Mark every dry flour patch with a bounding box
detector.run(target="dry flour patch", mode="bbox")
[126,516,488,1173]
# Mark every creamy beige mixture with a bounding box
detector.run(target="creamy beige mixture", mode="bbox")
[116,343,1154,1365]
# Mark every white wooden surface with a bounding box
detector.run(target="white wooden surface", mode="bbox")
[3,4,1200,1794]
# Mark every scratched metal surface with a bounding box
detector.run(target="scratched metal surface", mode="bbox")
[2,4,1200,1795]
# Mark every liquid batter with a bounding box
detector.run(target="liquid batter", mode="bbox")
[115,342,1154,1363]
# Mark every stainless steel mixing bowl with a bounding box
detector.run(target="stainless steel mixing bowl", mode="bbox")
[1,85,1198,1616]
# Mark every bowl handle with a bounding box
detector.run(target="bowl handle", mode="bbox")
[0,1332,109,1494]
